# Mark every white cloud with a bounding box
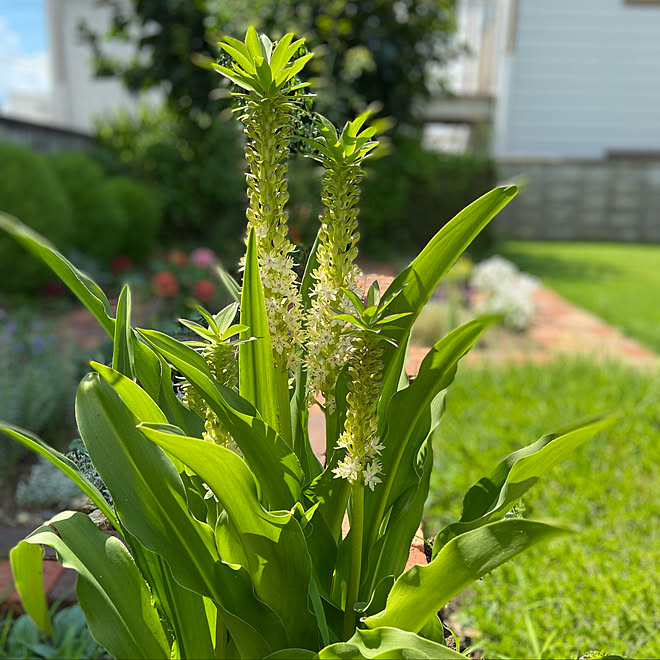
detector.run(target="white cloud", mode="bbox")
[0,18,51,111]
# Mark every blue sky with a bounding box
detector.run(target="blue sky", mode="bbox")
[0,0,50,110]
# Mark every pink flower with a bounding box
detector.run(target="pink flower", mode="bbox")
[193,278,215,302]
[151,271,179,297]
[190,247,216,268]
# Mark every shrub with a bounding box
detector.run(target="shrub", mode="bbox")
[95,106,246,255]
[0,308,78,481]
[360,136,496,258]
[0,142,73,294]
[105,177,162,261]
[48,151,127,264]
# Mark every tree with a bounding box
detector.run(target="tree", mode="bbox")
[80,0,457,131]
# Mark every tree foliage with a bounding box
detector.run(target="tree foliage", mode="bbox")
[79,0,457,130]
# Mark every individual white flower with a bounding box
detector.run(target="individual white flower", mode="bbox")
[363,461,383,491]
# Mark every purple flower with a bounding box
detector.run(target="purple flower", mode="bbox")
[190,247,216,268]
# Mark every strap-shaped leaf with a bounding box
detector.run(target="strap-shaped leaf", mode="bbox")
[377,186,517,409]
[138,328,304,509]
[240,227,279,432]
[75,373,286,657]
[364,519,570,633]
[434,414,617,551]
[13,512,169,660]
[139,424,317,649]
[364,318,494,553]
[0,422,118,527]
[0,212,114,336]
[9,542,52,635]
[314,627,465,659]
[112,285,136,379]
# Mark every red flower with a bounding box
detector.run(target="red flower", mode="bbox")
[110,254,133,274]
[151,271,179,297]
[166,249,188,267]
[193,278,215,302]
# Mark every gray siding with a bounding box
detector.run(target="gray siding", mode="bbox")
[496,0,660,158]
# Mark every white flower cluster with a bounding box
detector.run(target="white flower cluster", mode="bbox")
[470,256,540,330]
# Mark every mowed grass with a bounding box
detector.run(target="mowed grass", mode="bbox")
[424,358,660,659]
[495,241,660,352]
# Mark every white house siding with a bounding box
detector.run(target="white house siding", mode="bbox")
[47,0,162,132]
[494,0,660,158]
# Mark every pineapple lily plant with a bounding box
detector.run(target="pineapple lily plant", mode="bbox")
[1,29,615,659]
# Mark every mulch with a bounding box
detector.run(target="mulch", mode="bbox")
[2,267,657,614]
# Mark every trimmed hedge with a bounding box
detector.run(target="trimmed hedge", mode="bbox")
[48,151,127,264]
[0,142,74,293]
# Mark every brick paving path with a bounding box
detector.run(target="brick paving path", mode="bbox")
[2,268,656,614]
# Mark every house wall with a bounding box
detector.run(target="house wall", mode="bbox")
[47,0,162,132]
[494,158,660,241]
[494,0,660,158]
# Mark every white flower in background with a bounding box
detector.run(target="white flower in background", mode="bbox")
[470,256,539,330]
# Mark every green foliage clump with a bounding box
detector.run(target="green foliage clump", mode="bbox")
[360,136,496,258]
[105,177,163,261]
[95,107,246,256]
[48,151,127,264]
[0,142,73,293]
[0,310,78,481]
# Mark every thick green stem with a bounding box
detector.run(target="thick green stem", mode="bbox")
[344,483,365,639]
[276,365,292,447]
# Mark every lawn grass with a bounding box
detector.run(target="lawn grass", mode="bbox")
[424,358,660,659]
[494,241,660,352]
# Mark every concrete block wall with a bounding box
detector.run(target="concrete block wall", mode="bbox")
[494,159,660,242]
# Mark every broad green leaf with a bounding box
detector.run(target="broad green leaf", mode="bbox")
[364,319,493,554]
[139,424,317,649]
[266,650,316,660]
[112,285,136,379]
[434,415,617,551]
[269,33,295,74]
[377,186,517,409]
[0,212,114,336]
[240,227,279,432]
[220,42,256,74]
[0,422,117,527]
[75,373,285,658]
[134,548,214,660]
[363,437,434,597]
[9,542,52,635]
[15,511,169,660]
[138,328,304,509]
[245,26,263,59]
[364,519,570,632]
[316,627,465,659]
[275,53,314,87]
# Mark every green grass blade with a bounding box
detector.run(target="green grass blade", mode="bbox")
[364,519,570,633]
[0,212,115,337]
[240,227,279,432]
[18,512,169,659]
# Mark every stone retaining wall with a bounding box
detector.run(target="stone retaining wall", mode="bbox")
[494,158,660,242]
